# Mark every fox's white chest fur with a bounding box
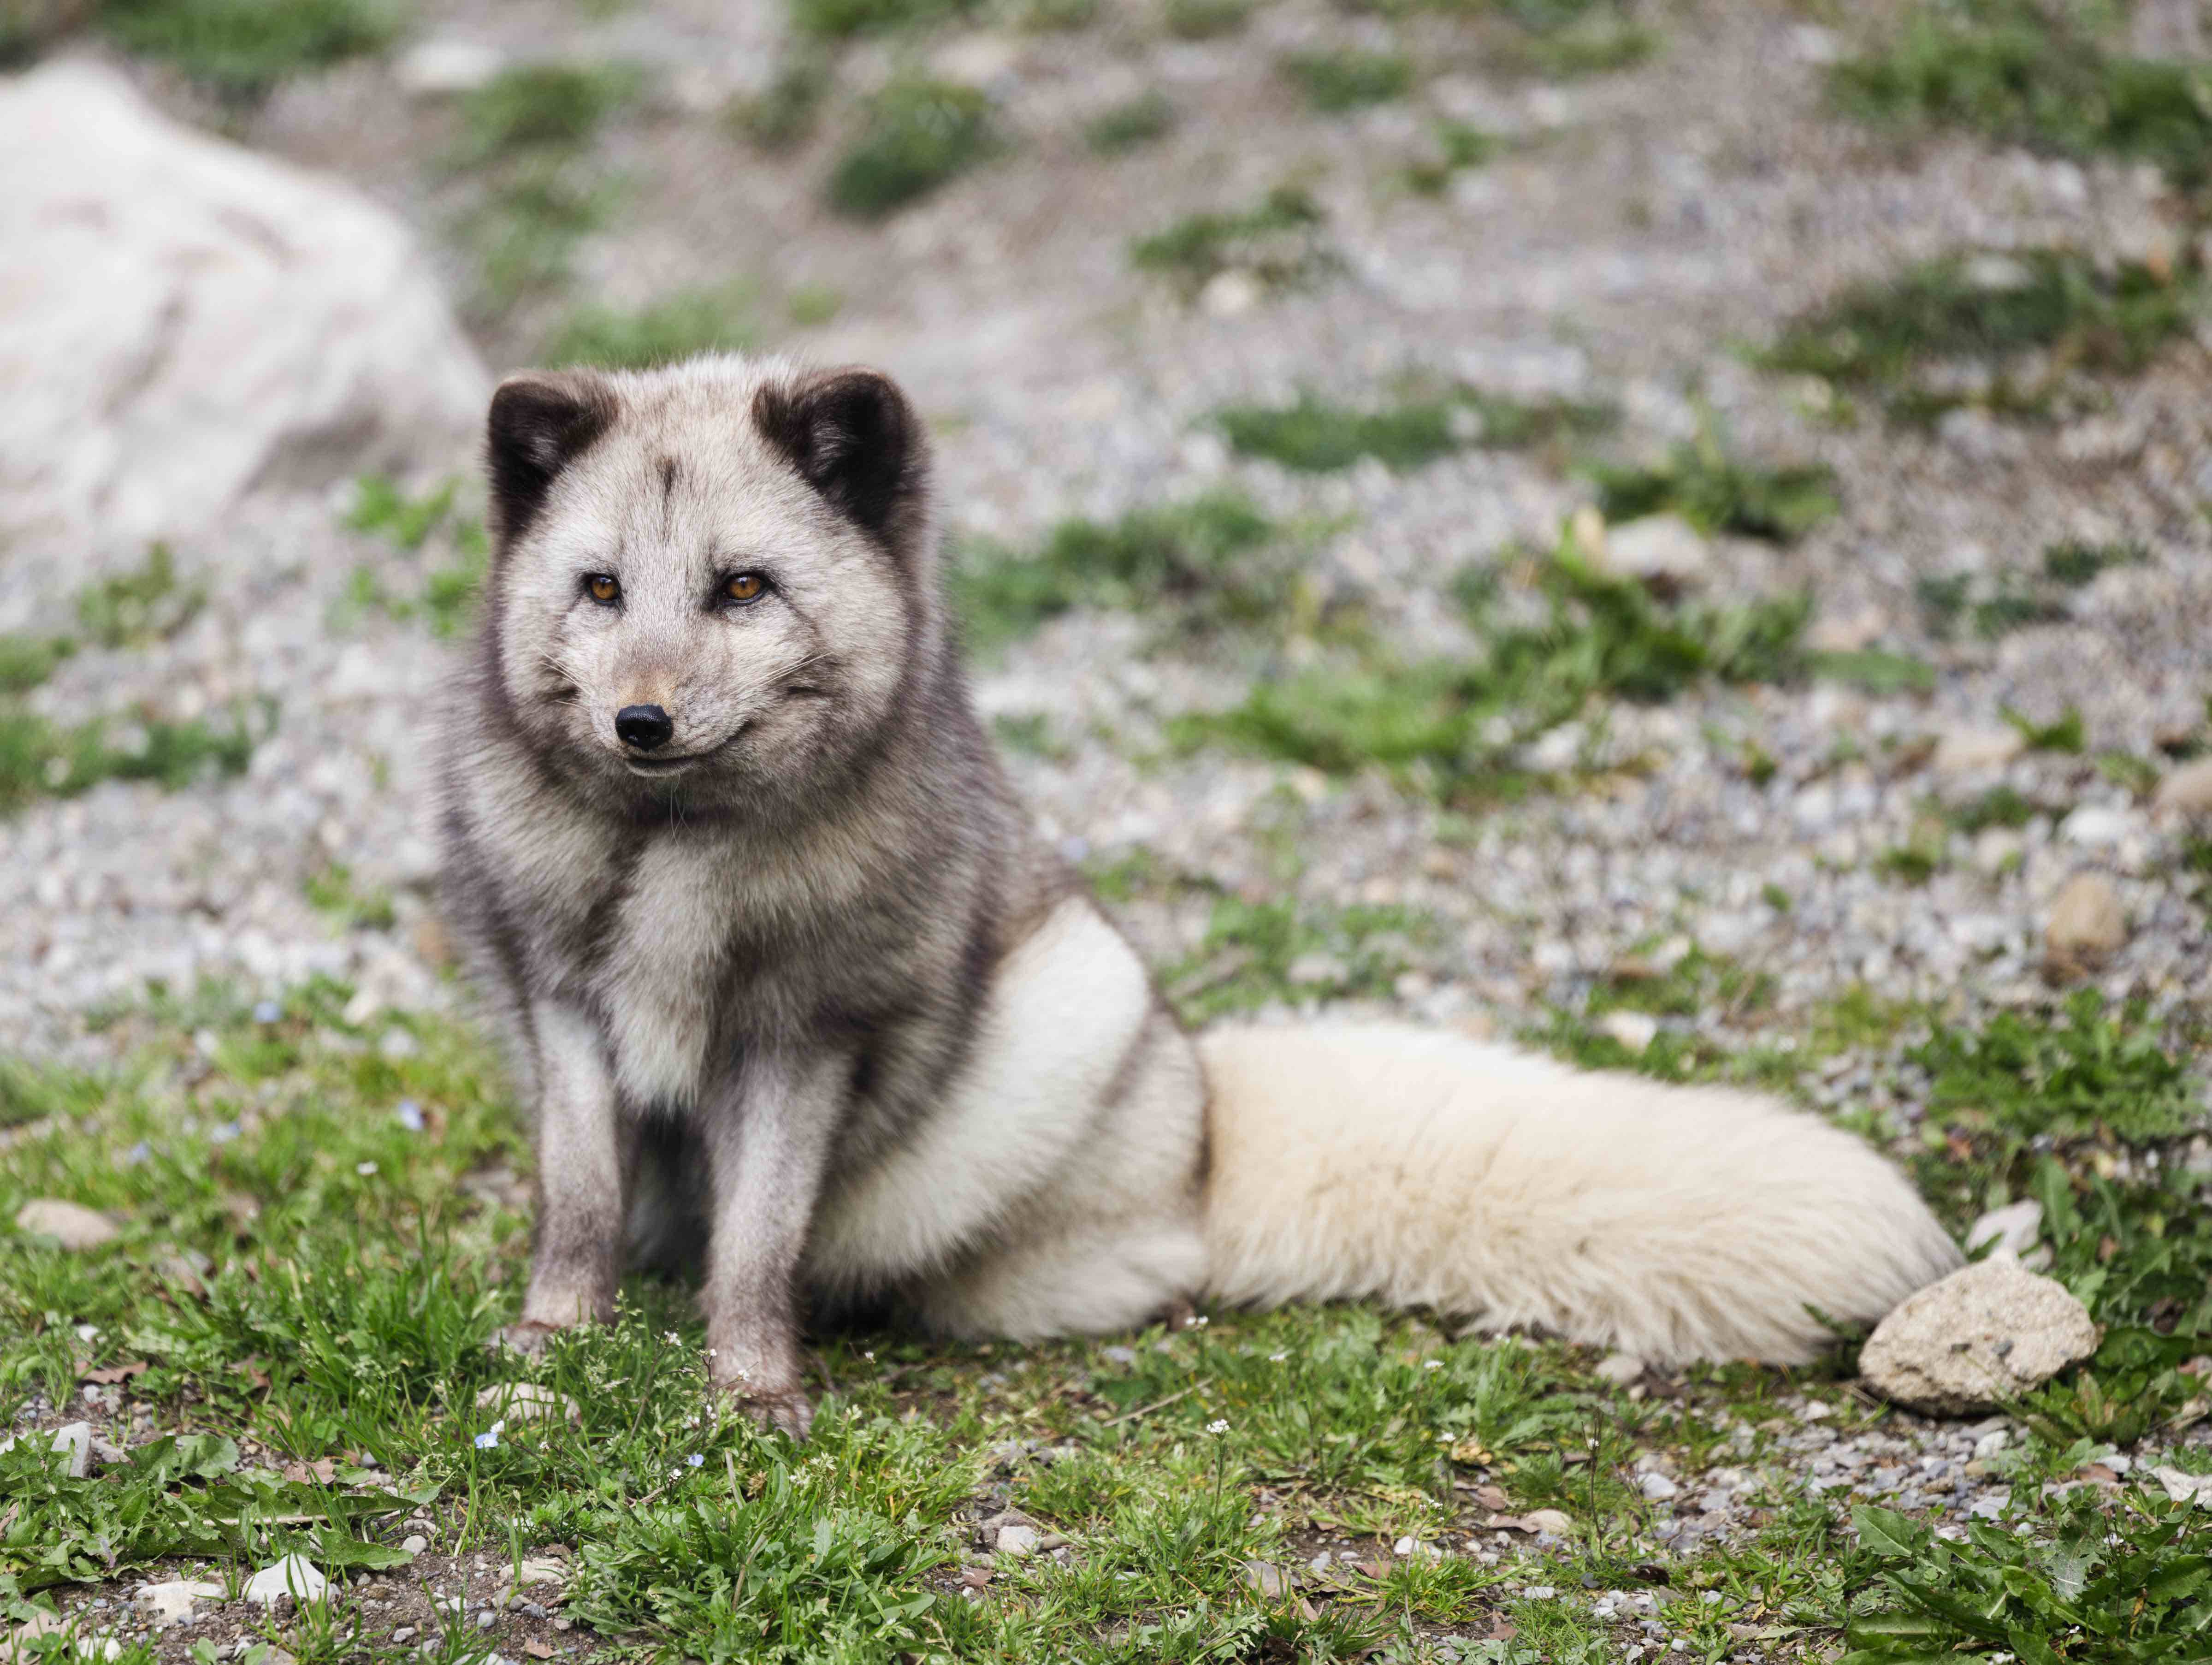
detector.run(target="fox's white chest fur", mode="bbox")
[594,838,733,1109]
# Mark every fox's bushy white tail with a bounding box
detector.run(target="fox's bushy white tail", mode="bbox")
[1197,1022,1962,1365]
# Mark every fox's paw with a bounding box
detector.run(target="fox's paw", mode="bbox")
[490,1319,566,1359]
[722,1381,814,1442]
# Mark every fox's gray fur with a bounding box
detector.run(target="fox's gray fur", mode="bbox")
[436,355,1962,1438]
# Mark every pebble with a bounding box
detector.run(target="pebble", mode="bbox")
[13,1199,119,1250]
[1600,514,1711,592]
[401,1535,428,1556]
[994,1524,1038,1557]
[1965,1198,2044,1262]
[1638,1471,1680,1501]
[242,1555,327,1608]
[1596,1011,1660,1054]
[138,1579,225,1625]
[2152,758,2212,818]
[0,1421,93,1478]
[1593,1352,1644,1386]
[1239,1560,1289,1597]
[473,1383,583,1427]
[1520,1508,1573,1535]
[1860,1259,2099,1414]
[1929,725,2024,774]
[390,1628,416,1644]
[2045,871,2127,969]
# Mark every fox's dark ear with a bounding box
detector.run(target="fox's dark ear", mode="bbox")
[486,372,618,545]
[752,367,925,540]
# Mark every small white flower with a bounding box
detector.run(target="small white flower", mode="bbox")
[1268,1351,1288,1363]
[1423,1360,1444,1370]
[862,1351,875,1362]
[355,1161,378,1176]
[1206,1419,1230,1435]
[664,1331,681,1345]
[1192,1315,1208,1327]
[473,1419,505,1451]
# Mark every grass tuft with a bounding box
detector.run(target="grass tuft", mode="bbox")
[542,283,758,369]
[1174,533,1810,798]
[453,63,643,166]
[1831,0,2212,191]
[1162,895,1436,1023]
[1130,186,1335,297]
[1761,247,2201,424]
[1217,386,1611,472]
[1163,0,1250,36]
[1085,89,1177,154]
[724,57,830,152]
[953,492,1290,651]
[1279,48,1414,112]
[826,79,999,218]
[792,0,965,37]
[1587,431,1839,543]
[98,0,402,101]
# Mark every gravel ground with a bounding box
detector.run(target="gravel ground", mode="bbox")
[6,0,2210,1067]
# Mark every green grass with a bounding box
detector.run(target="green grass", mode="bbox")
[826,79,999,218]
[1831,0,2212,191]
[1482,0,1656,78]
[304,865,397,934]
[1913,569,2069,641]
[1129,186,1336,297]
[3,966,2211,1658]
[77,545,205,651]
[1405,121,1501,193]
[2043,537,2147,587]
[1760,247,2202,424]
[98,0,403,101]
[458,165,620,308]
[952,492,1291,652]
[0,635,73,697]
[1084,90,1177,154]
[1163,0,1250,36]
[0,704,261,815]
[1160,895,1434,1023]
[1586,431,1839,543]
[337,476,489,640]
[724,57,830,152]
[1278,49,1414,112]
[543,283,758,369]
[0,548,248,815]
[1173,535,1810,799]
[791,0,966,37]
[1216,386,1611,472]
[452,64,643,166]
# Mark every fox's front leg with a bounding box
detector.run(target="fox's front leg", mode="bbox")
[501,1002,634,1355]
[698,1049,848,1440]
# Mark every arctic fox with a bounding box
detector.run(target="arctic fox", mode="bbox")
[434,355,1961,1437]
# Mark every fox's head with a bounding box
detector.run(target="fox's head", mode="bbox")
[479,356,937,814]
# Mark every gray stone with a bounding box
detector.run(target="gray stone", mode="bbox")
[140,1581,225,1626]
[242,1555,327,1608]
[1239,1560,1290,1597]
[993,1524,1038,1557]
[1965,1199,2043,1262]
[1601,514,1711,591]
[0,1421,92,1477]
[0,62,486,562]
[2046,872,2127,968]
[2153,758,2212,819]
[1638,1470,1680,1501]
[1861,1260,2099,1415]
[473,1384,582,1427]
[1593,1352,1645,1386]
[1931,726,2024,775]
[14,1199,118,1250]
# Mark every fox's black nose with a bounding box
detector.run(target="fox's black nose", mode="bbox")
[615,704,674,751]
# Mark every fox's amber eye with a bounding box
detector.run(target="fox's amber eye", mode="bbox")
[587,575,619,604]
[725,572,766,604]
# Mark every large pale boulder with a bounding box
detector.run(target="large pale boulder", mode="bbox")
[0,61,486,568]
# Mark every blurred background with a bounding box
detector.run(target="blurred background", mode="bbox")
[0,0,2210,1085]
